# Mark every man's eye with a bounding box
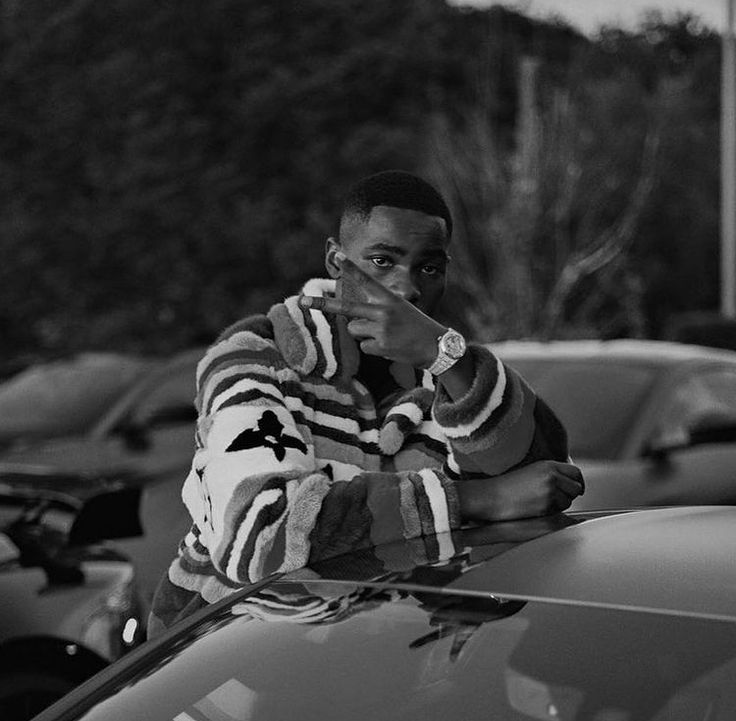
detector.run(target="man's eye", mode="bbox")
[370,256,393,269]
[422,264,443,276]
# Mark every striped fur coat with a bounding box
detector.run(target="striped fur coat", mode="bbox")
[149,278,567,634]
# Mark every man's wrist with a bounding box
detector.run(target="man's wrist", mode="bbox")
[458,478,496,522]
[419,325,446,369]
[458,476,514,523]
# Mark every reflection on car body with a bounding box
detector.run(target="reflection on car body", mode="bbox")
[493,339,736,510]
[33,505,736,721]
[0,485,144,721]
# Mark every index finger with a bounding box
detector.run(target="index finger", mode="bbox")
[298,294,383,320]
[335,251,400,303]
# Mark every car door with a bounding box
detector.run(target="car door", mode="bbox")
[571,365,736,511]
[631,366,736,506]
[0,352,199,481]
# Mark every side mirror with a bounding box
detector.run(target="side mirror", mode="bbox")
[119,421,151,452]
[689,418,736,446]
[68,487,143,546]
[643,427,690,460]
[644,417,736,460]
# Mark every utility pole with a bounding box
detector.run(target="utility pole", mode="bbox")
[512,55,540,337]
[722,0,736,317]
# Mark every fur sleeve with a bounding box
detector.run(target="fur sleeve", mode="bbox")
[182,326,463,586]
[432,344,568,476]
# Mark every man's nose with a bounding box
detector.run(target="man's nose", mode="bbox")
[388,270,420,303]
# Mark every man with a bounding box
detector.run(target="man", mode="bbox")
[148,170,583,635]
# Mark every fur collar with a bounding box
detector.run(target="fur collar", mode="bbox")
[267,278,357,382]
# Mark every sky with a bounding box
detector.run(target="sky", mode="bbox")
[446,0,727,35]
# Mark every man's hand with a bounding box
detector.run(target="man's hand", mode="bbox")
[299,253,445,369]
[457,461,585,522]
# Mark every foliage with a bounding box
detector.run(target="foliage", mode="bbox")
[0,1,724,363]
[424,10,720,341]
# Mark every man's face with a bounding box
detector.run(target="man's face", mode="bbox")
[326,205,450,316]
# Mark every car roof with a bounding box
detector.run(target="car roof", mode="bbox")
[160,346,206,368]
[450,506,736,622]
[31,507,736,721]
[302,507,736,623]
[490,338,736,366]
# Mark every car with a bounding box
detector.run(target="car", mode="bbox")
[0,347,204,612]
[492,339,736,510]
[0,484,145,721]
[0,353,156,451]
[0,348,202,481]
[31,503,736,721]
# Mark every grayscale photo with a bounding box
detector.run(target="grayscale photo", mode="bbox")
[1,1,735,719]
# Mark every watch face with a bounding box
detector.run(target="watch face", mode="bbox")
[442,330,466,359]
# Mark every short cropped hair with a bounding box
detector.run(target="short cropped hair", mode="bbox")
[339,170,452,240]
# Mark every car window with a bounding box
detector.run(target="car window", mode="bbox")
[0,353,151,443]
[657,370,736,435]
[127,364,197,428]
[500,358,658,460]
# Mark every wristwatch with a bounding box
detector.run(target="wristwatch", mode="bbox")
[427,328,467,376]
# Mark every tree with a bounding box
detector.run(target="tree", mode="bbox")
[0,3,723,362]
[424,12,719,342]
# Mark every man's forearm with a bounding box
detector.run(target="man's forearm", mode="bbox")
[456,461,585,523]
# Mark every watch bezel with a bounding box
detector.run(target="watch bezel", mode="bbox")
[439,329,466,359]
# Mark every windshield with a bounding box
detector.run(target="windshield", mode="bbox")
[501,358,659,459]
[0,354,151,445]
[70,580,736,721]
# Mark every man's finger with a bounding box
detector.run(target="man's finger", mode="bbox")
[359,339,382,356]
[551,489,574,513]
[554,472,585,499]
[335,251,400,302]
[548,461,585,491]
[298,294,383,319]
[346,318,376,339]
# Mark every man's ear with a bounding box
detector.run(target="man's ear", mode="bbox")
[325,237,342,279]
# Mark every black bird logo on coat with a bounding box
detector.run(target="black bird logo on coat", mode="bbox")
[226,410,307,461]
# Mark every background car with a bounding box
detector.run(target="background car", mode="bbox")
[0,484,144,721]
[0,347,204,613]
[32,504,736,721]
[0,353,155,451]
[493,339,736,510]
